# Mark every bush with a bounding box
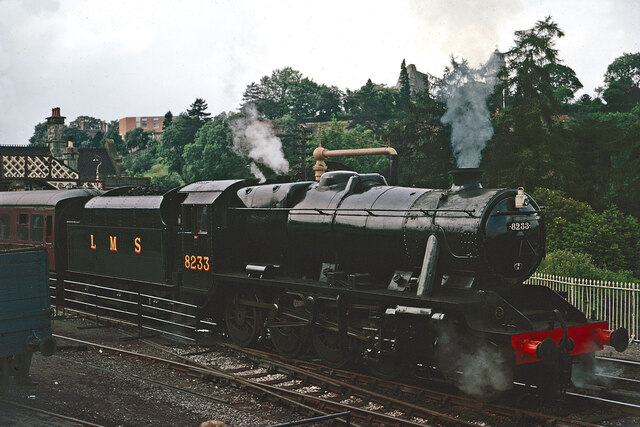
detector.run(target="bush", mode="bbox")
[537,250,638,282]
[531,188,593,250]
[556,205,640,276]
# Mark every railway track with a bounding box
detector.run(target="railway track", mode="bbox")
[50,299,640,426]
[54,321,640,427]
[0,398,105,427]
[570,355,640,407]
[54,333,470,426]
[209,342,640,427]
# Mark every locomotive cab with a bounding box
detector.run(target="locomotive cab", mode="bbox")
[177,180,249,295]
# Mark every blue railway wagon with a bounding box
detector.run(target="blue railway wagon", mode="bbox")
[0,245,56,394]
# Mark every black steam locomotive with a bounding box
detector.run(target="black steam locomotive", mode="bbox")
[0,168,628,396]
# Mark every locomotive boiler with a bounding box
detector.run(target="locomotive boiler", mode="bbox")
[237,168,544,292]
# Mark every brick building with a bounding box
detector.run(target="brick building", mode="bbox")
[119,116,166,139]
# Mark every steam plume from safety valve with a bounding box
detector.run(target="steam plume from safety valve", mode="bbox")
[230,103,289,182]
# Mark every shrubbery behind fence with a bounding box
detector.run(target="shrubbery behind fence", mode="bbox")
[525,273,639,343]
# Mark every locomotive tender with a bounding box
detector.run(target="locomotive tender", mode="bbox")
[0,168,628,395]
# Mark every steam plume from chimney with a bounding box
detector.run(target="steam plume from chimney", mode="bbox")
[439,53,500,168]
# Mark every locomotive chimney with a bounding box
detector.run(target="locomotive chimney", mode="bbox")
[450,168,483,192]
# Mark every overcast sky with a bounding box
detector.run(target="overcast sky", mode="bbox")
[1,0,639,145]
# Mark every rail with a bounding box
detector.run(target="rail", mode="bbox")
[525,273,640,342]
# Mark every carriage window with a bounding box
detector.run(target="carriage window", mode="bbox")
[46,215,53,243]
[17,214,29,241]
[0,213,9,239]
[197,206,208,233]
[31,214,44,242]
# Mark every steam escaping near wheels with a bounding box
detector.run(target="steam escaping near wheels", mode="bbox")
[455,344,513,399]
[436,326,513,399]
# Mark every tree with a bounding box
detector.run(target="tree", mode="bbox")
[63,126,91,147]
[545,63,583,105]
[243,67,304,119]
[386,82,452,187]
[124,128,154,151]
[187,98,211,123]
[314,85,343,121]
[564,107,640,214]
[344,79,400,132]
[123,145,158,176]
[603,52,640,112]
[159,113,201,175]
[242,67,342,122]
[531,188,594,250]
[104,120,125,154]
[399,59,411,109]
[69,116,103,130]
[181,113,249,182]
[163,111,173,129]
[502,16,565,127]
[483,16,570,190]
[28,122,48,146]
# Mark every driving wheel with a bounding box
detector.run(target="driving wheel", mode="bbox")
[311,325,349,368]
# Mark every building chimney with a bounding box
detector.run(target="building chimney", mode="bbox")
[46,107,66,159]
[63,137,79,171]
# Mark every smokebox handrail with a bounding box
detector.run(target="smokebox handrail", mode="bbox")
[313,145,398,182]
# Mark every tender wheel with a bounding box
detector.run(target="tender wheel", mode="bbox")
[224,289,263,347]
[311,325,349,368]
[0,358,9,394]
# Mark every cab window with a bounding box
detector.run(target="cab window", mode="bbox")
[197,206,208,233]
[182,206,193,232]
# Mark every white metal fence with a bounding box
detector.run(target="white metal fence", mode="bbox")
[525,273,640,343]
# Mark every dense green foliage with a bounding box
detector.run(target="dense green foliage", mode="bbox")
[124,128,154,151]
[537,250,637,282]
[531,188,594,248]
[556,206,640,276]
[182,114,249,182]
[533,189,640,279]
